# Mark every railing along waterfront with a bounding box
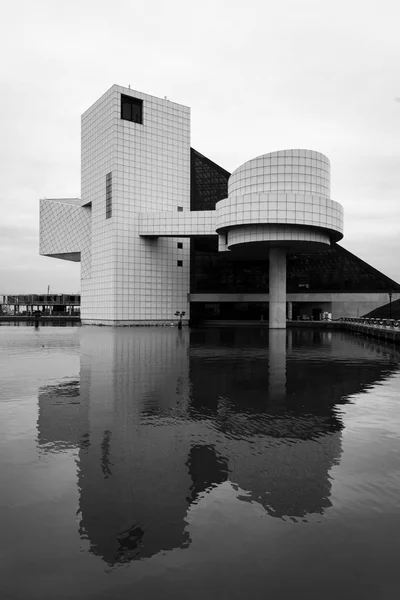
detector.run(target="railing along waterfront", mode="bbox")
[340,317,399,329]
[339,316,400,345]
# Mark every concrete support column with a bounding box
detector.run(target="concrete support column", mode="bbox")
[269,247,286,329]
[218,233,229,252]
[287,301,292,321]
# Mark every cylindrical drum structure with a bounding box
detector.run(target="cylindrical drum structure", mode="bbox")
[228,149,331,199]
[215,149,344,329]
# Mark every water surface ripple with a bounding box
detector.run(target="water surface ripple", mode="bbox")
[1,326,400,599]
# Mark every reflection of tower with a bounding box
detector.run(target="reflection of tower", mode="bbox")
[37,380,88,454]
[186,445,228,504]
[268,330,286,404]
[36,331,232,563]
[72,329,231,565]
[77,328,193,564]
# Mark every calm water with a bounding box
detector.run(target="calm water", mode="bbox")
[1,326,400,599]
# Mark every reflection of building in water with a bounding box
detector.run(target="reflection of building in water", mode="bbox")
[186,445,228,504]
[37,328,197,564]
[37,378,86,453]
[76,328,195,564]
[189,328,341,518]
[188,328,400,518]
[268,329,287,402]
[36,328,400,563]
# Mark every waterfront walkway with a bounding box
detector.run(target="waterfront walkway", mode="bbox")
[339,317,400,345]
[199,318,400,346]
[0,315,80,323]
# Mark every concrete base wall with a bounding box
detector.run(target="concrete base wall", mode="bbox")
[189,292,400,320]
[332,300,390,318]
[294,302,331,319]
[82,319,189,327]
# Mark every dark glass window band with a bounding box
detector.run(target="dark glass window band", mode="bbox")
[106,172,112,219]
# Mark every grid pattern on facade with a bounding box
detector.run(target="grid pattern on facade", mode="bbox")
[227,225,330,247]
[215,194,343,242]
[228,150,331,199]
[139,211,215,237]
[39,198,92,279]
[80,85,191,322]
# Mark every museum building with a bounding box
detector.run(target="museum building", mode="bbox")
[39,85,400,327]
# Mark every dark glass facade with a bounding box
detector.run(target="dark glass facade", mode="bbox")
[286,246,400,292]
[189,148,400,297]
[191,237,400,294]
[190,148,230,211]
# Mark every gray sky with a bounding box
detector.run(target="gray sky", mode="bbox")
[1,0,400,293]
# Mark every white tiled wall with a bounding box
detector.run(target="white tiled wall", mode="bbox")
[139,211,216,237]
[227,225,330,247]
[218,149,344,253]
[80,85,191,323]
[80,87,118,320]
[228,150,330,198]
[215,193,343,241]
[39,198,92,278]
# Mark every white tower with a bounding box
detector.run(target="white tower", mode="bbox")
[79,86,191,324]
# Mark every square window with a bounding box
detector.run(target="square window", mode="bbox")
[177,260,183,267]
[177,206,183,212]
[177,242,183,249]
[121,94,143,124]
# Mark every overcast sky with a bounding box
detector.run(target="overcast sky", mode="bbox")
[1,0,400,294]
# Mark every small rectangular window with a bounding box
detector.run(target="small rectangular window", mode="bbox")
[121,94,143,124]
[177,206,183,212]
[177,242,183,249]
[106,172,112,219]
[177,260,183,267]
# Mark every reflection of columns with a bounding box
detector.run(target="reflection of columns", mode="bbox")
[287,301,292,321]
[286,327,292,354]
[269,247,286,329]
[268,329,286,402]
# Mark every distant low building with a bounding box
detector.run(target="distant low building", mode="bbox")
[0,294,80,316]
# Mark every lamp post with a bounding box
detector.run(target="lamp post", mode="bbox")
[175,310,186,330]
[389,291,393,321]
